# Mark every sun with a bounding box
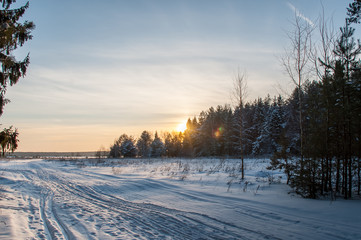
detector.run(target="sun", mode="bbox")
[176,121,187,133]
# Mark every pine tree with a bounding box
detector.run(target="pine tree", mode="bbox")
[329,20,361,199]
[348,0,361,24]
[351,62,361,195]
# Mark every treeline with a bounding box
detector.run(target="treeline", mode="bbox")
[109,2,361,199]
[109,98,285,159]
[109,71,360,199]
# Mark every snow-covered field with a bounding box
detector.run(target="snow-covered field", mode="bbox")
[0,158,360,240]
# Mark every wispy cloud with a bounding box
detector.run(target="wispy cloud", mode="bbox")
[287,2,314,26]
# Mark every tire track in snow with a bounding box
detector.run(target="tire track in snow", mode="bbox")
[36,167,199,239]
[66,166,359,240]
[50,195,77,240]
[16,165,76,240]
[57,182,221,239]
[91,185,280,240]
[3,161,360,239]
[42,169,278,240]
[40,191,61,240]
[123,177,356,240]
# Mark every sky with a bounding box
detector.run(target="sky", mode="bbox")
[0,0,353,152]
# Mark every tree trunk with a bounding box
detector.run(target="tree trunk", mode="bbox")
[285,158,290,185]
[321,158,324,195]
[328,157,332,193]
[325,107,330,193]
[336,158,340,193]
[357,158,361,195]
[349,157,352,198]
[344,158,348,199]
[240,103,244,180]
[358,120,361,195]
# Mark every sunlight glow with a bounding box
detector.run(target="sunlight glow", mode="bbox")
[176,121,187,133]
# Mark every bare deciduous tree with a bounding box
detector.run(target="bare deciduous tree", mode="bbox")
[232,70,247,180]
[281,13,314,165]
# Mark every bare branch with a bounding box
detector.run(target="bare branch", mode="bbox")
[232,69,248,107]
[311,4,336,81]
[281,12,315,90]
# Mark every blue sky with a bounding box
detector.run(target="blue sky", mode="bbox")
[1,0,352,152]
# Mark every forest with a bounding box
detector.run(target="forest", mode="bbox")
[109,2,361,199]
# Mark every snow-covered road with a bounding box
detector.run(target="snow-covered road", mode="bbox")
[0,159,360,239]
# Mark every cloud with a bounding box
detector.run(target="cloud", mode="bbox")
[287,2,314,26]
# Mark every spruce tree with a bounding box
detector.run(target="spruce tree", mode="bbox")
[150,132,165,158]
[120,136,137,158]
[136,130,152,158]
[182,118,194,157]
[109,134,133,158]
[0,0,34,115]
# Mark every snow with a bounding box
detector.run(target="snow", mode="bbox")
[0,158,360,239]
